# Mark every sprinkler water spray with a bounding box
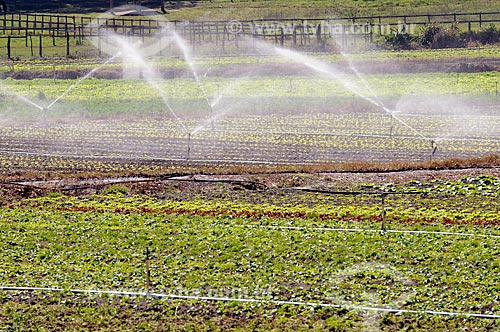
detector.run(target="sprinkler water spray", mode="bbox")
[209,104,215,130]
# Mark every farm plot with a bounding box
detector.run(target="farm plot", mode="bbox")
[1,174,500,330]
[0,70,499,168]
[0,115,499,165]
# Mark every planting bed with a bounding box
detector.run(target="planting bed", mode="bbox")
[1,170,500,330]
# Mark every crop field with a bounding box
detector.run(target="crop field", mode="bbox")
[1,172,500,330]
[0,67,499,169]
[1,15,500,331]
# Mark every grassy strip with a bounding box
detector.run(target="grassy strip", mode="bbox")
[2,46,500,68]
[96,1,500,20]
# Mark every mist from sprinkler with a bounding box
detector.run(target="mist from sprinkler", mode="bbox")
[172,32,215,130]
[46,52,122,110]
[269,44,429,142]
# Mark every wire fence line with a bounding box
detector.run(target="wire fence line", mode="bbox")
[1,11,500,36]
[1,286,500,319]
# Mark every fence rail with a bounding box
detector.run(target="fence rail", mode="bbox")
[1,11,500,58]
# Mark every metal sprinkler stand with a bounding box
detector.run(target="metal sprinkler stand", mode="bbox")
[186,132,192,160]
[430,139,438,160]
[209,105,215,130]
[42,107,48,126]
[389,114,394,138]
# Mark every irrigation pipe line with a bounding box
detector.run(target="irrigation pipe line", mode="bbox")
[288,186,500,199]
[249,225,500,239]
[1,286,499,319]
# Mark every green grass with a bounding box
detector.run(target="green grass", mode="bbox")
[147,0,500,20]
[2,45,500,68]
[3,71,499,100]
[5,0,500,18]
[20,0,500,20]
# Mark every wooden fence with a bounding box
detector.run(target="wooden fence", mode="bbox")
[1,11,499,58]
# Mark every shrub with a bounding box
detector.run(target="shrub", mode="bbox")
[477,24,500,44]
[385,28,415,50]
[419,23,466,48]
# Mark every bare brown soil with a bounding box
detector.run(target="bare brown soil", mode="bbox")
[1,154,499,204]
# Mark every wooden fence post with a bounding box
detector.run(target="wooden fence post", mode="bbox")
[66,28,70,57]
[30,34,34,57]
[39,34,43,58]
[98,26,102,57]
[316,23,321,45]
[7,35,11,59]
[222,25,226,52]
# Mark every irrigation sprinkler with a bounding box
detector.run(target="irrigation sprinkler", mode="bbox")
[186,132,192,160]
[430,139,438,160]
[42,107,48,127]
[389,114,395,138]
[208,104,216,131]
